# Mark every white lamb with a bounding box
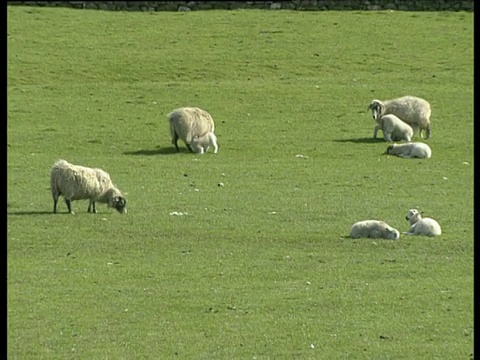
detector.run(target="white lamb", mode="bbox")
[190,131,218,154]
[403,209,441,236]
[374,114,414,142]
[348,220,400,240]
[385,142,432,159]
[50,159,127,214]
[368,96,432,139]
[167,107,216,153]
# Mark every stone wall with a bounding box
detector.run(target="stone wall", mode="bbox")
[6,1,474,12]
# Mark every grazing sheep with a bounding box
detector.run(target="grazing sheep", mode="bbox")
[50,159,127,214]
[167,107,215,152]
[190,131,218,154]
[349,220,400,240]
[403,209,441,236]
[374,114,414,142]
[368,96,432,139]
[385,142,432,159]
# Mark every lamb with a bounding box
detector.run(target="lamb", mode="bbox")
[348,220,400,240]
[50,159,127,214]
[384,142,432,159]
[403,209,441,236]
[167,107,215,153]
[373,114,414,142]
[190,131,218,154]
[368,96,432,139]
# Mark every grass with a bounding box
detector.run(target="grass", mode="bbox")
[7,6,473,359]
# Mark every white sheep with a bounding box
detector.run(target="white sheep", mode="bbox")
[384,142,432,159]
[190,131,218,154]
[374,114,414,142]
[348,220,400,240]
[403,209,441,236]
[368,96,432,139]
[167,107,215,153]
[50,159,127,214]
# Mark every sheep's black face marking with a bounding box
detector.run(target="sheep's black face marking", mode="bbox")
[112,196,127,213]
[370,102,384,121]
[386,145,394,154]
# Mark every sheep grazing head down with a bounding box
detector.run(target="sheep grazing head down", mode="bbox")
[405,209,422,224]
[368,100,385,121]
[110,196,127,214]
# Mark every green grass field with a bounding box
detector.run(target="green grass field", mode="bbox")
[7,6,473,359]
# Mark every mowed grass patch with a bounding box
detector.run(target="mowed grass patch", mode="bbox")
[8,6,473,359]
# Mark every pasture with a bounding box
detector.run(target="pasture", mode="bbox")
[7,5,473,359]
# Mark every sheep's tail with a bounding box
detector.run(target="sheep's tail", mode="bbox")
[426,124,431,139]
[50,164,63,213]
[50,164,63,200]
[50,171,58,199]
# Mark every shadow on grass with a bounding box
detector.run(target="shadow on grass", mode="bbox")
[123,147,187,156]
[333,137,386,144]
[8,211,53,216]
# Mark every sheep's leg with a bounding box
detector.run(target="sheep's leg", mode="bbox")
[87,200,97,213]
[52,189,61,213]
[384,132,392,142]
[172,131,180,152]
[64,198,74,214]
[53,196,58,214]
[186,143,194,153]
[411,124,420,138]
[373,125,380,138]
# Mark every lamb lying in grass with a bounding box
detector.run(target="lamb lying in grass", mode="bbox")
[403,209,441,236]
[349,220,400,240]
[384,142,432,159]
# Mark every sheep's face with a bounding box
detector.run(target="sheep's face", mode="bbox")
[387,228,400,240]
[111,196,127,214]
[368,100,385,121]
[385,144,396,154]
[405,209,421,224]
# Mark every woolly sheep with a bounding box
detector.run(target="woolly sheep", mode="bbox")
[368,96,432,139]
[403,209,441,236]
[50,159,127,214]
[167,107,215,152]
[374,114,414,142]
[190,131,218,154]
[385,142,432,159]
[348,220,400,240]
